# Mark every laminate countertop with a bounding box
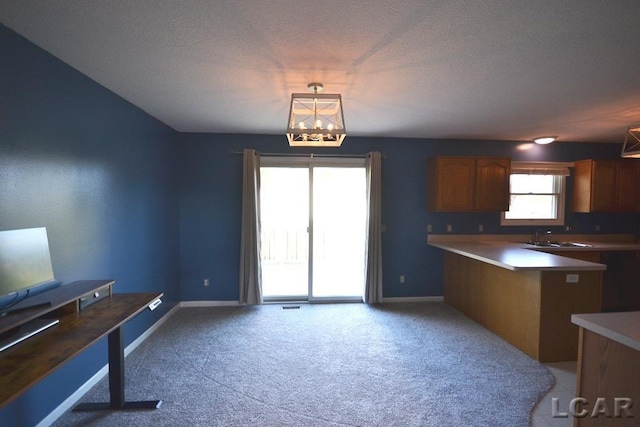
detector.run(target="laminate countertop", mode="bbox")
[572,311,640,352]
[428,239,606,271]
[428,234,640,272]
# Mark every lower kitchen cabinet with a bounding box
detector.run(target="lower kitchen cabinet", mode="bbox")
[443,252,601,362]
[572,312,640,426]
[601,251,640,312]
[540,250,640,312]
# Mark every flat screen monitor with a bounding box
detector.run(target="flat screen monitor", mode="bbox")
[0,227,56,302]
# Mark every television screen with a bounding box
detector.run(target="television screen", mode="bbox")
[0,227,56,299]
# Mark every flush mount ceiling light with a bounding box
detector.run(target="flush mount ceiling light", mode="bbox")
[621,124,640,158]
[533,136,556,145]
[286,83,346,147]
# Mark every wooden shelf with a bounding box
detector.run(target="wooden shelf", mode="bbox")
[0,280,115,335]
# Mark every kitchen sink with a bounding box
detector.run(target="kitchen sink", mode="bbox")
[524,241,592,248]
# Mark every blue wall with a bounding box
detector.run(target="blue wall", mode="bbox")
[177,134,640,301]
[0,25,180,426]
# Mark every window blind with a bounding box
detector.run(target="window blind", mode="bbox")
[510,161,572,176]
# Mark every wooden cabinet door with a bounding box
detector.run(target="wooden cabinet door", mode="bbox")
[428,157,475,211]
[572,160,593,212]
[615,160,640,212]
[475,158,510,211]
[572,158,640,213]
[590,160,617,212]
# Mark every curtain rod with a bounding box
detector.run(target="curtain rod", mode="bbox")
[229,150,385,159]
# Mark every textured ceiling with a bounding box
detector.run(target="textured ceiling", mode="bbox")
[2,1,640,143]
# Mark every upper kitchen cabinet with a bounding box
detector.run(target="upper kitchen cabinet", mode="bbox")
[572,159,640,213]
[427,157,511,212]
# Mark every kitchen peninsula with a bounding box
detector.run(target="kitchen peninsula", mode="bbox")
[428,235,638,362]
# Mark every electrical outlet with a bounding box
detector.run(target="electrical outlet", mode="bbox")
[446,224,452,232]
[399,275,405,284]
[595,225,600,232]
[566,274,579,283]
[203,278,210,287]
[478,224,484,232]
[427,224,432,233]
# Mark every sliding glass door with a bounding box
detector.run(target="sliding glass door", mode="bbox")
[260,157,367,302]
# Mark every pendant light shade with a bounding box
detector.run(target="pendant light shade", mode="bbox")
[286,83,346,147]
[621,124,640,158]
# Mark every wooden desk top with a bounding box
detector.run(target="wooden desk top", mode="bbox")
[0,291,162,408]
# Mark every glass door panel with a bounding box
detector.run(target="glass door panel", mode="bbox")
[260,167,309,299]
[311,167,367,299]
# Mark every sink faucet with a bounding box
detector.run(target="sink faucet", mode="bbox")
[546,230,552,243]
[533,229,544,243]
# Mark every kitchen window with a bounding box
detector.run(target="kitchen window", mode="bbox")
[501,162,571,226]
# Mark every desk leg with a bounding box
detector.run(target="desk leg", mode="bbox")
[109,326,125,408]
[73,327,162,411]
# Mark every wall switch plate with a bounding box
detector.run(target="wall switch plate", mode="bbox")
[427,224,432,233]
[446,224,452,232]
[566,274,579,283]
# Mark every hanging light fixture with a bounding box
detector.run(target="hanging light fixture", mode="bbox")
[621,124,640,158]
[286,83,346,147]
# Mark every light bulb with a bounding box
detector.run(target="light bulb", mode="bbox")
[327,123,334,131]
[299,121,306,130]
[533,136,555,145]
[315,119,322,129]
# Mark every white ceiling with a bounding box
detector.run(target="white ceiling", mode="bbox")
[2,1,640,143]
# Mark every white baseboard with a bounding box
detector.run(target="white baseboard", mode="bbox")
[180,300,241,307]
[36,304,180,427]
[36,365,110,427]
[180,298,443,305]
[180,296,444,307]
[124,304,180,356]
[382,296,444,303]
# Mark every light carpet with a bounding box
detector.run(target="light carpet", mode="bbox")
[53,302,554,426]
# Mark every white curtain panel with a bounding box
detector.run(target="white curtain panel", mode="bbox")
[239,149,263,305]
[364,151,383,303]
